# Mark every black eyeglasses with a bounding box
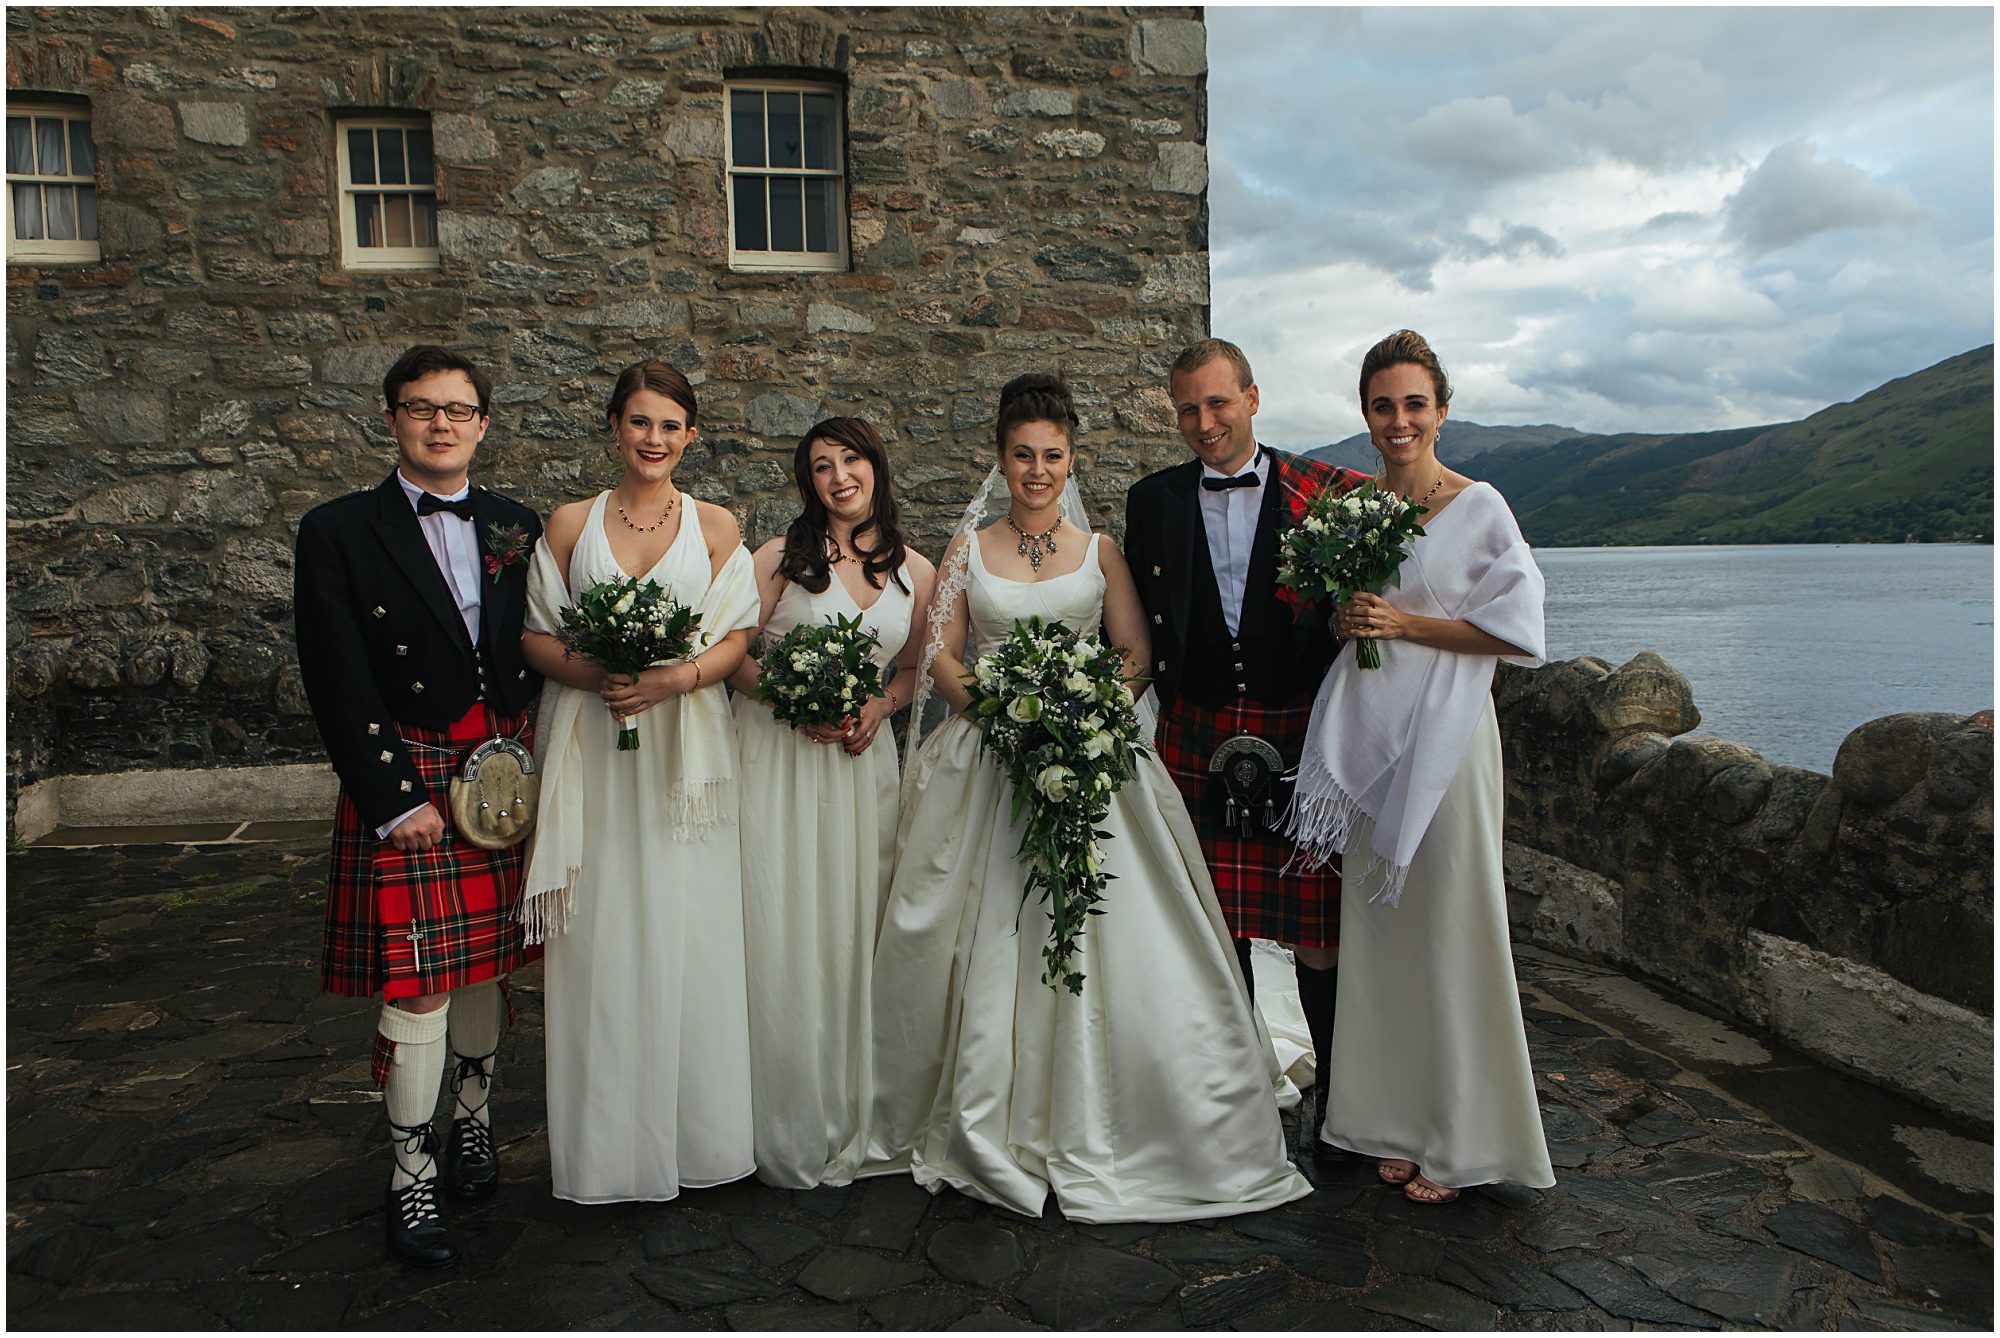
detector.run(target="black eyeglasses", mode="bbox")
[396,400,482,423]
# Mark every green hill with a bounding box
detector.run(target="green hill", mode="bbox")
[1303,421,1597,475]
[1475,346,1994,546]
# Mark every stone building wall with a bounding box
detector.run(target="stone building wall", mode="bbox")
[1497,652,1994,1122]
[5,6,1211,807]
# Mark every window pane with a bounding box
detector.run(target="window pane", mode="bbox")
[383,193,412,247]
[413,193,436,248]
[732,174,767,250]
[730,91,765,168]
[77,183,96,240]
[354,192,381,246]
[12,182,42,238]
[44,183,75,239]
[803,177,835,252]
[767,91,801,169]
[35,117,65,176]
[769,175,803,251]
[348,128,376,185]
[407,129,434,185]
[802,93,837,170]
[68,118,94,177]
[378,128,407,186]
[7,117,32,175]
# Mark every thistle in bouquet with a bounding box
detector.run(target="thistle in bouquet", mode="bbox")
[555,576,701,751]
[1276,480,1428,669]
[758,612,885,729]
[963,616,1147,994]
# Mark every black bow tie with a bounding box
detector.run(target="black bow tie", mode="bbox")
[1202,473,1259,492]
[417,493,476,520]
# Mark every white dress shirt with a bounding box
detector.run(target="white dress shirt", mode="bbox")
[1197,448,1268,637]
[380,472,484,838]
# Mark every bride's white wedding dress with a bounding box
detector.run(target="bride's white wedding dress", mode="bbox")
[861,533,1311,1223]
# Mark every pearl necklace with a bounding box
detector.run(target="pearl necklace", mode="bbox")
[1007,513,1062,571]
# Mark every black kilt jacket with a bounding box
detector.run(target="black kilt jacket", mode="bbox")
[293,472,544,830]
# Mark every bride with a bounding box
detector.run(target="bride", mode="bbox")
[861,373,1311,1223]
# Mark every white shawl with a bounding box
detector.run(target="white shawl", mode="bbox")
[518,533,759,942]
[1287,483,1544,905]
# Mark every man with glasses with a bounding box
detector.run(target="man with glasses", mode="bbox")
[293,345,544,1267]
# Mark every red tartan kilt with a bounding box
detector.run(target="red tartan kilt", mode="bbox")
[1155,691,1340,949]
[322,703,539,1000]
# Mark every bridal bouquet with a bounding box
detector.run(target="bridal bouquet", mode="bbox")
[1276,480,1429,669]
[555,576,702,751]
[963,616,1146,994]
[758,612,885,728]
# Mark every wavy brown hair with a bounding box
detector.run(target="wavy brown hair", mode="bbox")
[779,417,910,594]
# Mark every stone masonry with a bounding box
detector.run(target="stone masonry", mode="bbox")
[5,6,1212,812]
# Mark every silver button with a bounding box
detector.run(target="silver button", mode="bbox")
[411,680,424,693]
[517,669,527,680]
[1157,660,1167,671]
[395,644,408,656]
[1237,682,1248,693]
[1152,613,1163,625]
[1231,642,1241,652]
[367,723,380,735]
[1152,565,1162,576]
[372,606,386,619]
[379,749,393,763]
[1233,662,1243,671]
[399,780,413,792]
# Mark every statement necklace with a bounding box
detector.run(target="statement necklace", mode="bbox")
[1007,513,1063,571]
[616,492,677,533]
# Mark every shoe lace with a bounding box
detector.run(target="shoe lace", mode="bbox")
[387,1117,442,1220]
[449,1050,494,1125]
[454,1118,495,1164]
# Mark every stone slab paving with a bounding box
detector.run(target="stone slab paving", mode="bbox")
[7,834,1992,1331]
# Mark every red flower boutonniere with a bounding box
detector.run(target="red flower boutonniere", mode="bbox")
[483,522,532,577]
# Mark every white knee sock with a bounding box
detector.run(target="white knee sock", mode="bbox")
[378,1000,449,1190]
[446,979,502,1130]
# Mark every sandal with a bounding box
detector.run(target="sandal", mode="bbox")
[1376,1158,1417,1186]
[1403,1175,1461,1204]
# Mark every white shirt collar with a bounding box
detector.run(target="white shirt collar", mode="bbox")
[1199,446,1268,485]
[396,471,471,512]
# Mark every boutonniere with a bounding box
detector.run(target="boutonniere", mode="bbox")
[483,522,532,576]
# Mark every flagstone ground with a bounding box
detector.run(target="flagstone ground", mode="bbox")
[7,830,1991,1330]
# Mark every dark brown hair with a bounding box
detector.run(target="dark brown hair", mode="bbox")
[1170,337,1255,390]
[779,417,910,594]
[605,358,698,427]
[382,345,492,416]
[1358,329,1452,408]
[994,372,1079,453]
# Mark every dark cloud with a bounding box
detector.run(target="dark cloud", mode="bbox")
[1724,139,1929,254]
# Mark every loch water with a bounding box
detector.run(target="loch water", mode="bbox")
[1536,544,1995,774]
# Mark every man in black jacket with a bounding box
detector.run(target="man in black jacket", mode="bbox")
[1124,338,1366,1163]
[294,345,543,1267]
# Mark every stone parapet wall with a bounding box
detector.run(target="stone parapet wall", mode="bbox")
[5,6,1209,804]
[1497,652,1994,1121]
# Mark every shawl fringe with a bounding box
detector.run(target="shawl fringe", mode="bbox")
[1282,753,1412,907]
[518,868,580,945]
[663,777,734,844]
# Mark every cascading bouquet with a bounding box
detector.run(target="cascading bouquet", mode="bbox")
[1276,480,1430,669]
[757,612,885,728]
[554,576,702,751]
[962,616,1146,994]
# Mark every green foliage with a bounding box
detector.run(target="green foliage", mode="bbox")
[757,612,886,728]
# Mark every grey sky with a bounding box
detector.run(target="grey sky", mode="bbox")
[1206,6,1995,447]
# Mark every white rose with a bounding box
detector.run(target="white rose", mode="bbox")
[791,653,812,672]
[844,674,857,687]
[1065,672,1092,695]
[1082,714,1104,733]
[1034,764,1072,800]
[1007,695,1041,723]
[1082,732,1107,759]
[612,591,636,615]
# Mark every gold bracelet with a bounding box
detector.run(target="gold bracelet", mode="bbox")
[690,659,703,689]
[886,684,900,712]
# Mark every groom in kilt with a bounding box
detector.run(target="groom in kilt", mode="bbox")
[294,345,543,1267]
[1124,338,1366,1163]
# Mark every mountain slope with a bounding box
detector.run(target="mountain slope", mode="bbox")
[1303,420,1596,474]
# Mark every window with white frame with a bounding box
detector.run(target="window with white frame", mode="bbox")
[6,102,99,264]
[336,117,439,270]
[725,80,847,272]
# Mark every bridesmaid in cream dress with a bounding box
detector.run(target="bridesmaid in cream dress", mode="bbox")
[519,360,761,1203]
[728,417,935,1189]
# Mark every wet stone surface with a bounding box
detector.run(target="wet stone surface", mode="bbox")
[6,836,1992,1330]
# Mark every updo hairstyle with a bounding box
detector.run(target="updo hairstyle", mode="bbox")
[606,358,699,428]
[1357,330,1451,408]
[994,372,1079,453]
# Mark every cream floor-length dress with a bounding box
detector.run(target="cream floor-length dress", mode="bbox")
[734,567,913,1188]
[862,535,1311,1223]
[527,491,760,1203]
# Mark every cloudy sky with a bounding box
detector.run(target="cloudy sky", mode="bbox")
[1207,6,1995,447]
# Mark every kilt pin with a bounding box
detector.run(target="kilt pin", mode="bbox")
[1124,448,1368,950]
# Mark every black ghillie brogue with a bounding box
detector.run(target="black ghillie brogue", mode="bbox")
[443,1051,499,1200]
[385,1121,459,1268]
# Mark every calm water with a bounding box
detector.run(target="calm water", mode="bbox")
[1537,545,1994,773]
